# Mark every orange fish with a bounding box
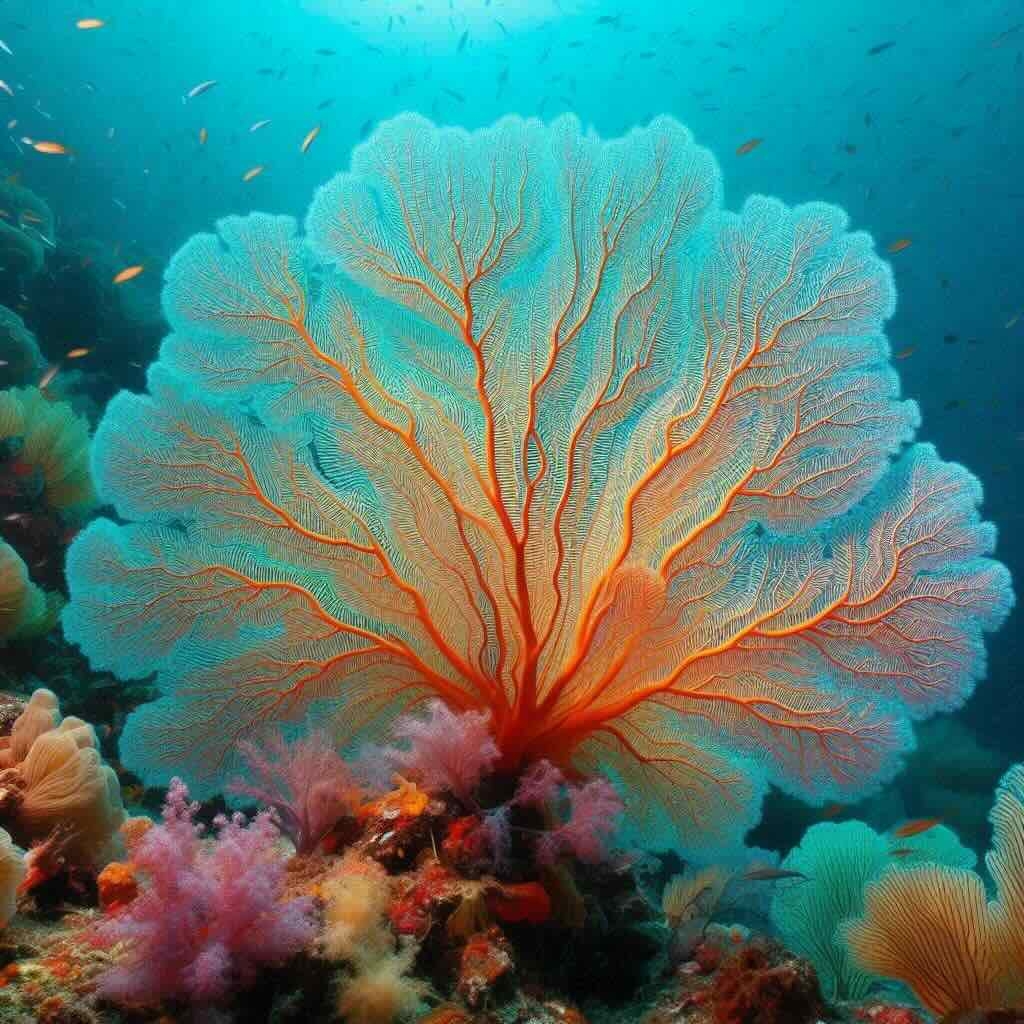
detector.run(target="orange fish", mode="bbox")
[891,817,941,839]
[887,238,913,253]
[736,137,764,156]
[113,264,144,284]
[65,347,91,359]
[76,18,105,29]
[199,126,208,146]
[820,802,845,819]
[300,124,321,154]
[894,345,916,360]
[242,164,265,182]
[29,140,70,155]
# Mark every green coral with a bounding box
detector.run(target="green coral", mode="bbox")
[0,304,43,388]
[0,179,54,276]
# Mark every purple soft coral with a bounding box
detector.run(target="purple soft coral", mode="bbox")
[92,778,316,1007]
[535,778,624,867]
[384,699,499,801]
[228,730,358,855]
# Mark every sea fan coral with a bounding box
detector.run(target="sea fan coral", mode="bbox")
[92,777,317,1006]
[63,114,1012,848]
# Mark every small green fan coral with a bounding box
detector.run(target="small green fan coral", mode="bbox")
[0,178,54,276]
[770,821,890,1001]
[0,541,62,640]
[0,305,44,388]
[769,818,979,1000]
[0,386,96,515]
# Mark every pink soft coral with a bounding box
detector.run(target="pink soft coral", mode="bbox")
[535,777,624,866]
[384,700,499,801]
[228,729,358,855]
[92,778,316,1007]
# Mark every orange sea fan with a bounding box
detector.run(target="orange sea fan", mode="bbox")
[63,114,1012,848]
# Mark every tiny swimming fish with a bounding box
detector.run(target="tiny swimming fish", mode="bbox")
[65,347,91,359]
[185,79,218,101]
[735,137,763,156]
[867,40,896,55]
[741,868,808,883]
[0,40,12,57]
[199,126,208,145]
[0,81,12,97]
[76,18,105,29]
[242,164,265,181]
[894,345,916,359]
[113,264,144,284]
[249,119,272,132]
[887,238,912,253]
[28,140,69,155]
[891,817,942,839]
[300,124,320,153]
[38,364,59,389]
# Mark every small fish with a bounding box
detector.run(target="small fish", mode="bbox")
[890,848,915,857]
[944,333,958,344]
[741,867,808,883]
[0,81,12,97]
[113,264,144,284]
[443,87,465,103]
[112,198,127,210]
[820,803,845,819]
[3,512,29,523]
[457,29,469,52]
[1004,311,1021,329]
[735,137,763,156]
[894,345,916,359]
[944,399,961,411]
[315,48,336,56]
[198,126,207,145]
[887,238,912,253]
[38,364,59,389]
[242,164,265,182]
[891,817,942,839]
[249,119,271,132]
[65,347,91,359]
[867,40,896,55]
[317,97,335,110]
[185,79,218,101]
[76,18,105,30]
[300,124,320,153]
[0,40,12,57]
[28,140,70,155]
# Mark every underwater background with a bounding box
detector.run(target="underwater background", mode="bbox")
[0,0,1022,1021]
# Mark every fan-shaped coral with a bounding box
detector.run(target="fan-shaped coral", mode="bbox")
[0,688,126,866]
[0,541,61,641]
[63,114,1012,849]
[0,304,44,388]
[0,387,95,514]
[0,826,24,929]
[844,763,1024,1015]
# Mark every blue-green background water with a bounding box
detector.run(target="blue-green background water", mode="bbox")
[5,0,1021,763]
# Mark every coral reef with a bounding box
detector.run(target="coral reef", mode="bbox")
[63,114,1011,856]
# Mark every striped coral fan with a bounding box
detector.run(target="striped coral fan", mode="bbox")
[63,114,1012,848]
